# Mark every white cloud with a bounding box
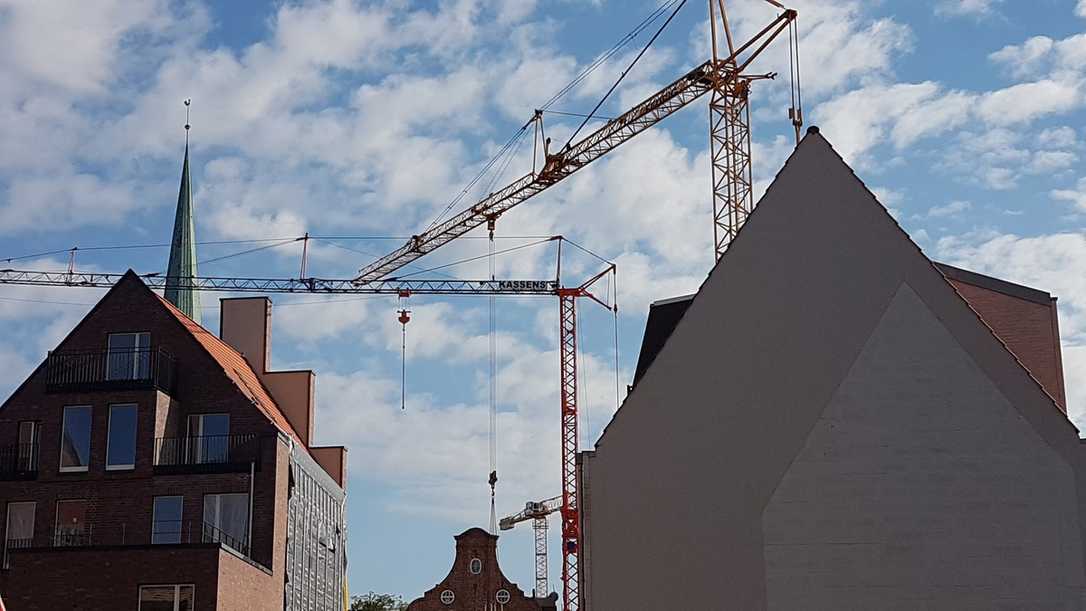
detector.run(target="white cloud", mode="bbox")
[935,0,1003,18]
[926,200,972,218]
[0,172,138,234]
[1078,0,1086,18]
[1053,178,1086,212]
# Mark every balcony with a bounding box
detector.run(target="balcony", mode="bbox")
[0,442,39,481]
[153,434,261,475]
[3,521,250,565]
[45,347,176,394]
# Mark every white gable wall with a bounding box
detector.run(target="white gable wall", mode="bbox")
[580,132,1086,610]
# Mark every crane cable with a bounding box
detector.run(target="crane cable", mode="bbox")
[488,218,499,533]
[563,0,688,150]
[788,14,804,144]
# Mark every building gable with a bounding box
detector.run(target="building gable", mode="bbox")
[582,129,1086,609]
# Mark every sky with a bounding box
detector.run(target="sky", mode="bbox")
[1,0,1085,600]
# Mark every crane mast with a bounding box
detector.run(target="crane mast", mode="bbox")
[499,496,562,597]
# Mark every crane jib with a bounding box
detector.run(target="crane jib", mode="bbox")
[353,60,726,284]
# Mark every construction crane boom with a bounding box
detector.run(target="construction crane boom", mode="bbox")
[0,269,559,296]
[500,496,562,597]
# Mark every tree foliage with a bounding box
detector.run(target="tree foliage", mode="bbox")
[351,592,407,611]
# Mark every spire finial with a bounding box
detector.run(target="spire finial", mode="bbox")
[184,98,191,146]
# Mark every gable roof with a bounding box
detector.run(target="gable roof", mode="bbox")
[153,289,304,445]
[601,126,1076,449]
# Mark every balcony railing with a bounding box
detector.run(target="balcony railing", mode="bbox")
[0,442,39,480]
[45,347,176,394]
[153,434,260,474]
[2,521,249,561]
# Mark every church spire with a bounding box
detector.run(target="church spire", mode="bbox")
[164,99,201,323]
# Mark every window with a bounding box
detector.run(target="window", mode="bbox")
[440,590,455,605]
[107,404,138,470]
[54,500,88,546]
[203,493,248,553]
[496,589,511,604]
[470,557,482,574]
[138,585,194,611]
[187,414,230,464]
[60,405,92,472]
[17,421,39,471]
[152,496,183,545]
[107,332,151,381]
[4,501,35,568]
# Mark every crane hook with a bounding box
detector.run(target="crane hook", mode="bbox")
[398,302,411,410]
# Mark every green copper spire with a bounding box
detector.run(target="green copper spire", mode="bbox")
[165,100,200,322]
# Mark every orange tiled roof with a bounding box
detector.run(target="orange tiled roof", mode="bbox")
[155,293,304,445]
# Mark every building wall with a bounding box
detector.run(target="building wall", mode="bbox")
[285,445,347,611]
[762,285,1083,609]
[407,529,540,611]
[580,133,1086,610]
[0,277,295,608]
[0,544,275,611]
[947,277,1067,409]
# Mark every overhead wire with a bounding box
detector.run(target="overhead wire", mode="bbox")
[391,237,556,279]
[563,0,688,149]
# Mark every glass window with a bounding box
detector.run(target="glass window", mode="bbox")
[4,501,35,568]
[60,406,92,472]
[138,585,194,611]
[152,496,183,545]
[107,332,151,381]
[17,421,39,471]
[470,557,482,574]
[187,414,230,464]
[107,404,138,470]
[54,500,88,546]
[203,493,248,553]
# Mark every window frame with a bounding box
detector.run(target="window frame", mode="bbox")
[137,584,195,611]
[186,414,230,464]
[469,557,483,574]
[3,501,35,569]
[106,403,138,471]
[202,492,249,553]
[106,331,151,381]
[53,499,88,547]
[151,496,184,545]
[17,421,39,471]
[59,405,92,473]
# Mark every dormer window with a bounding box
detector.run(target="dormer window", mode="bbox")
[107,332,150,381]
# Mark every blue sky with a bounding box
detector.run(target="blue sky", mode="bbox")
[1,0,1085,600]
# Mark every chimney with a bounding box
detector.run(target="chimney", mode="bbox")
[220,297,315,446]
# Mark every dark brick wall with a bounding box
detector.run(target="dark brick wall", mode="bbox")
[949,278,1068,411]
[0,544,277,611]
[0,276,289,607]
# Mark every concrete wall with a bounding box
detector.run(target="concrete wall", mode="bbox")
[581,132,1086,610]
[763,285,1083,609]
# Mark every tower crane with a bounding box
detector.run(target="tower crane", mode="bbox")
[350,3,800,609]
[500,496,562,598]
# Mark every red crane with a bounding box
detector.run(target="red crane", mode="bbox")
[351,3,800,609]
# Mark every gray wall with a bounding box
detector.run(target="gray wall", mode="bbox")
[581,132,1086,610]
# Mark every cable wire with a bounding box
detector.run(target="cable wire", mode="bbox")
[392,237,556,279]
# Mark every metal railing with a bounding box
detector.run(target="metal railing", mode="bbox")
[5,521,248,552]
[153,434,259,468]
[0,441,39,475]
[46,347,176,393]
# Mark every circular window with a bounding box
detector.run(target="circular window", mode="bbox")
[440,590,455,604]
[496,589,511,604]
[469,558,482,574]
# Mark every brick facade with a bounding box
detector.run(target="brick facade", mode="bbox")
[0,272,346,610]
[407,528,550,611]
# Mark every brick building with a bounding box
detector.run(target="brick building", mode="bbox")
[407,528,557,611]
[0,272,348,610]
[580,129,1086,609]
